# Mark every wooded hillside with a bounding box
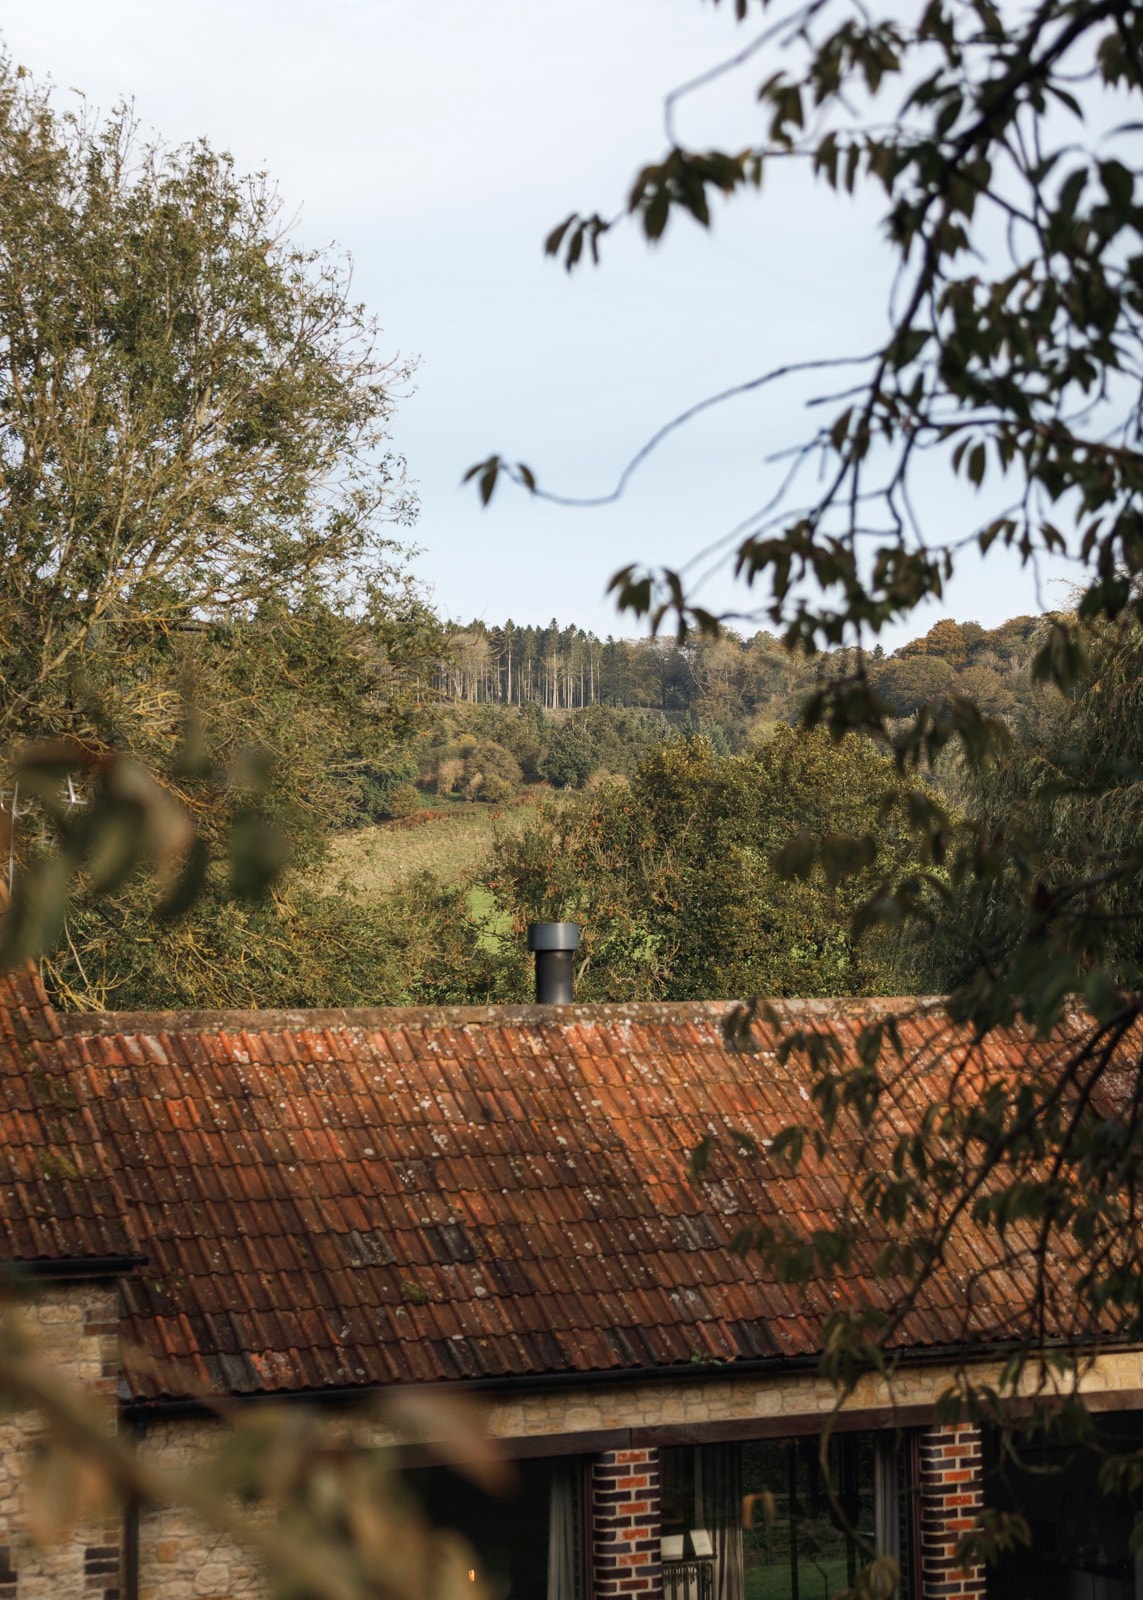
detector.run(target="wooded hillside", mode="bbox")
[436,614,1043,725]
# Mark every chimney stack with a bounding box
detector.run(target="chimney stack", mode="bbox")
[527,922,580,1005]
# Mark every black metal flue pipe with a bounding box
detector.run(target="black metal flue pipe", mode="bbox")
[527,922,580,1005]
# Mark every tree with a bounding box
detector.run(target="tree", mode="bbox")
[486,728,917,1001]
[898,619,970,664]
[952,661,1015,718]
[0,55,505,1600]
[0,62,415,753]
[872,653,957,716]
[914,615,1143,994]
[0,58,438,971]
[47,866,508,1013]
[470,0,1143,1554]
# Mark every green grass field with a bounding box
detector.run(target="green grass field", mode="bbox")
[321,799,532,899]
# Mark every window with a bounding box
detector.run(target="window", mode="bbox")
[663,1433,910,1600]
[740,1436,876,1600]
[406,1456,587,1600]
[984,1412,1143,1600]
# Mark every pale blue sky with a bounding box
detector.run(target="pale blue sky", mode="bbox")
[6,1,1076,642]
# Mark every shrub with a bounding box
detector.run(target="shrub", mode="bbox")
[541,723,596,788]
[352,752,420,825]
[463,740,522,789]
[385,783,422,819]
[480,775,515,805]
[458,740,524,802]
[435,757,464,797]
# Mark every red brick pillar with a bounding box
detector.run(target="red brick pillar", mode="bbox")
[918,1423,986,1600]
[591,1447,662,1600]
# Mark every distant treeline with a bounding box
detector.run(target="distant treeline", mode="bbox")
[436,614,1046,734]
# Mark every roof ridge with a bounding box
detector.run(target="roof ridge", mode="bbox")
[56,995,938,1038]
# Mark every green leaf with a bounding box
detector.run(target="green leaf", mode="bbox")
[462,455,503,506]
[228,812,289,901]
[0,853,70,970]
[819,831,878,887]
[544,214,576,257]
[154,837,211,923]
[1058,167,1088,218]
[1098,159,1133,211]
[86,806,146,895]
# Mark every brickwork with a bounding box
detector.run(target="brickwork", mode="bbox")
[0,1282,121,1600]
[918,1423,986,1600]
[592,1447,662,1600]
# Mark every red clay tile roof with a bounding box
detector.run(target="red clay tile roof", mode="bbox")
[0,963,137,1266]
[0,993,1108,1402]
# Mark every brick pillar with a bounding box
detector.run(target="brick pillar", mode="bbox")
[918,1423,987,1600]
[591,1447,663,1600]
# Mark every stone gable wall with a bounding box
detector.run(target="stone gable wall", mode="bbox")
[134,1420,266,1600]
[0,1281,121,1600]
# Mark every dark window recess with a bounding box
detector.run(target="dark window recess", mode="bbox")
[405,1457,585,1600]
[659,1446,883,1600]
[896,1433,920,1600]
[984,1412,1143,1600]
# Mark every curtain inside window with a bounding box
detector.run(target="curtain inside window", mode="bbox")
[698,1444,745,1600]
[874,1435,901,1595]
[547,1459,582,1600]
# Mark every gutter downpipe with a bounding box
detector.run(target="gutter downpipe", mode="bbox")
[124,1412,145,1600]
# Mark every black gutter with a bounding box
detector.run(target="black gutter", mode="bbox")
[12,1255,146,1280]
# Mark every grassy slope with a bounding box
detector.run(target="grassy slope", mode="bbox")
[325,808,495,897]
[321,798,535,907]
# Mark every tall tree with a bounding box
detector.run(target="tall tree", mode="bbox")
[0,58,434,971]
[915,615,1143,995]
[0,59,415,757]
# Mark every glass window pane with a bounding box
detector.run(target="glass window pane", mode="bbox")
[742,1435,878,1600]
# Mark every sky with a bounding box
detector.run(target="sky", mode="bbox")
[5,0,1077,643]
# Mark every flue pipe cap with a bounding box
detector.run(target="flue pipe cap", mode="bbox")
[527,921,580,953]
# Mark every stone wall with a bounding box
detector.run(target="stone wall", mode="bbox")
[348,1346,1143,1453]
[134,1420,267,1600]
[0,1280,121,1600]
